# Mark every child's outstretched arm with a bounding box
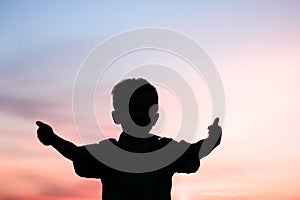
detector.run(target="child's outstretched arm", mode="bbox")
[197,117,222,159]
[174,118,222,173]
[36,121,80,161]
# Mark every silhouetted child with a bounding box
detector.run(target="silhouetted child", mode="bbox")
[36,78,222,200]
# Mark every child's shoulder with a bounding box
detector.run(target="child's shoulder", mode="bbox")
[97,138,118,145]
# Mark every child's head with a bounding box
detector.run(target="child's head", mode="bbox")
[111,78,159,136]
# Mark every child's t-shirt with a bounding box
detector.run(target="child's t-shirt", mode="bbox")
[73,132,201,200]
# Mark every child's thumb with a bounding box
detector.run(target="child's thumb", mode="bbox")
[213,117,219,126]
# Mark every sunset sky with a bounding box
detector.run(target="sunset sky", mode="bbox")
[1,1,300,200]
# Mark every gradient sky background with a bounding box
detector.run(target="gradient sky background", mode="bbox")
[1,1,300,200]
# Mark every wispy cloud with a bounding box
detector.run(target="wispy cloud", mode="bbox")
[0,95,57,119]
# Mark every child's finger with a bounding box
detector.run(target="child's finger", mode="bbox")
[213,117,219,126]
[36,121,46,127]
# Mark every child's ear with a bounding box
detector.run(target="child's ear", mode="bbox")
[112,111,120,124]
[150,113,159,126]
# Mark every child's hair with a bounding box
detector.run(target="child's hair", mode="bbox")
[111,78,158,126]
[111,78,158,110]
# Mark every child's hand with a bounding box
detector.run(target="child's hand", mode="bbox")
[36,121,56,146]
[208,117,222,135]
